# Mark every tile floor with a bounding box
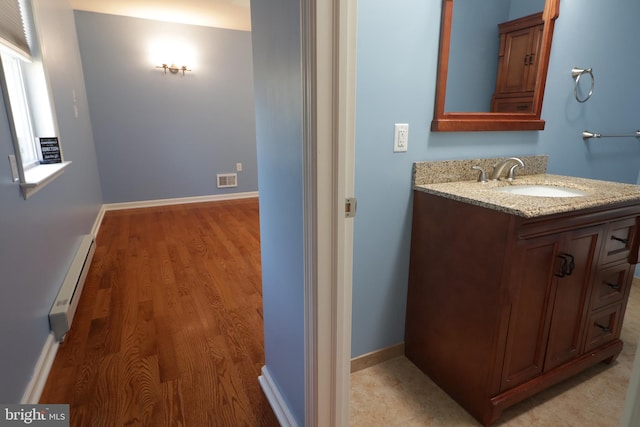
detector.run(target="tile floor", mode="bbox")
[350,284,640,427]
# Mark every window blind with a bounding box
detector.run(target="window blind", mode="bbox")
[0,0,31,60]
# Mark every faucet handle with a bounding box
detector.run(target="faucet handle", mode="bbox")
[507,163,522,181]
[471,165,487,183]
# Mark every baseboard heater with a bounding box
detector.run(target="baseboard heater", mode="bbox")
[49,234,96,342]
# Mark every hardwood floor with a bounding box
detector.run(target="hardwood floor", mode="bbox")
[40,198,279,427]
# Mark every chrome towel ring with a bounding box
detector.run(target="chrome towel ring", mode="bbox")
[571,67,594,103]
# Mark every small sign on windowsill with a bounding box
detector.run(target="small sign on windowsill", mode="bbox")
[39,137,62,164]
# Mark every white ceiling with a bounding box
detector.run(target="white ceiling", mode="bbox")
[68,0,252,31]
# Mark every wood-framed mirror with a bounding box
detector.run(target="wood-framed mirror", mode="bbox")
[431,0,560,132]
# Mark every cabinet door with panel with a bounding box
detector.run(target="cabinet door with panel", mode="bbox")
[500,234,557,391]
[495,25,541,94]
[500,225,602,392]
[491,13,544,112]
[544,226,600,370]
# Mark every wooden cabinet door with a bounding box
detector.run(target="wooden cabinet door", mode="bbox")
[498,26,543,94]
[501,226,602,391]
[492,13,545,112]
[524,25,543,91]
[543,226,601,371]
[500,235,558,391]
[497,27,532,94]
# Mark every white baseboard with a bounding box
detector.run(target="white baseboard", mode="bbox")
[21,333,59,404]
[91,205,106,239]
[259,366,299,427]
[103,191,259,211]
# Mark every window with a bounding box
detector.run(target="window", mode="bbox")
[0,0,69,199]
[1,52,38,168]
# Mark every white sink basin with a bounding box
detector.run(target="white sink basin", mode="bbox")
[494,185,588,198]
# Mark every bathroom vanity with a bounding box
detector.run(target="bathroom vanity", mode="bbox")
[405,157,640,426]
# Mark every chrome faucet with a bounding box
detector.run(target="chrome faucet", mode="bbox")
[490,157,524,180]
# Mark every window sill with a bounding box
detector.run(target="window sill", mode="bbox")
[20,161,71,199]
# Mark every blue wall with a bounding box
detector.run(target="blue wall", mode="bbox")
[74,12,258,203]
[352,0,640,357]
[250,0,305,424]
[446,0,507,111]
[509,0,546,20]
[0,0,102,402]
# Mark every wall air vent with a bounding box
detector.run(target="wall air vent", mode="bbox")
[217,173,238,188]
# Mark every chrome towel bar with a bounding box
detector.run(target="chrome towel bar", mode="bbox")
[582,130,640,140]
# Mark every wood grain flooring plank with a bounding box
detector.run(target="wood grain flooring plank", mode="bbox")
[132,248,153,304]
[85,317,110,361]
[90,354,127,426]
[92,287,112,320]
[122,355,161,427]
[69,404,92,427]
[205,333,266,425]
[136,300,157,358]
[70,360,100,405]
[155,380,185,427]
[154,315,181,383]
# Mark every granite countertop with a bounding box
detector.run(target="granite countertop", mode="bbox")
[413,157,640,218]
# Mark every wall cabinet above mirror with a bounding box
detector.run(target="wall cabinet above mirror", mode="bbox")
[431,0,560,132]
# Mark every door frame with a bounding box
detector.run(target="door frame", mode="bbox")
[302,0,357,426]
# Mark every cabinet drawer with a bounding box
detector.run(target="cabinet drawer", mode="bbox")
[584,304,622,352]
[491,97,533,113]
[591,264,633,310]
[600,218,637,265]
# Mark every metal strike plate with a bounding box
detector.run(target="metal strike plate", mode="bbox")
[345,197,357,218]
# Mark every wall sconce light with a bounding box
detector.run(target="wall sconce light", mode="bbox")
[156,63,191,76]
